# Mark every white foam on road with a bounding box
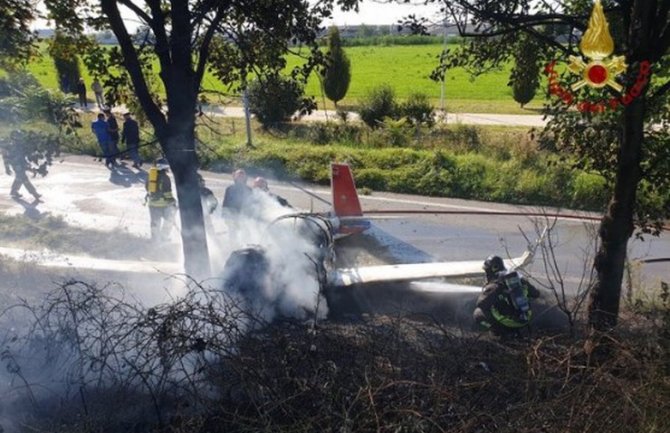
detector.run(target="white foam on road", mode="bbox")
[0,246,180,274]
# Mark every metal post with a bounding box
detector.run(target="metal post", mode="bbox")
[243,87,253,147]
[440,19,447,112]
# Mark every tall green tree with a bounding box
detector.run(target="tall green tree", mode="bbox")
[42,0,359,278]
[49,31,82,94]
[322,26,351,108]
[511,34,541,107]
[415,0,670,330]
[0,0,37,70]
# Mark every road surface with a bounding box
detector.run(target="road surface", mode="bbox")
[0,155,667,302]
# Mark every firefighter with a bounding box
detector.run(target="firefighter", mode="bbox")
[145,159,176,242]
[473,255,541,336]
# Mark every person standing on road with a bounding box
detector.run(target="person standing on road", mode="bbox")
[91,78,105,108]
[473,255,541,337]
[252,176,291,208]
[91,113,116,168]
[222,169,252,215]
[105,109,121,157]
[145,159,177,242]
[1,133,42,201]
[122,112,142,168]
[222,169,251,243]
[76,78,87,108]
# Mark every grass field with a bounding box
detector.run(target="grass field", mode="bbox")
[25,43,546,114]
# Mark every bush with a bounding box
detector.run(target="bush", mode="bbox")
[367,118,412,148]
[571,172,608,209]
[400,92,435,127]
[358,84,397,128]
[444,124,483,153]
[355,168,388,190]
[451,154,493,198]
[247,74,308,128]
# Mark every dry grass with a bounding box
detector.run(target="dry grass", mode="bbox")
[3,279,667,433]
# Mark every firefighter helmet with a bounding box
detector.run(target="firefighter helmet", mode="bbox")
[155,158,169,170]
[483,255,506,281]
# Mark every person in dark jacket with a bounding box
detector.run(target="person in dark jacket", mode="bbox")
[76,78,87,108]
[122,112,142,168]
[199,174,218,215]
[222,169,251,215]
[104,109,120,156]
[1,133,41,201]
[473,255,541,336]
[222,169,251,243]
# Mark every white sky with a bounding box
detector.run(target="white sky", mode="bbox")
[325,1,441,26]
[32,1,442,30]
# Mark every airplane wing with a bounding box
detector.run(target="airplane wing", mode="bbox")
[328,250,533,288]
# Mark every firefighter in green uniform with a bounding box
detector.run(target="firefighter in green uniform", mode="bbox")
[146,159,176,242]
[473,255,541,336]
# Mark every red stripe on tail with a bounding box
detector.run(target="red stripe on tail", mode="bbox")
[331,163,363,217]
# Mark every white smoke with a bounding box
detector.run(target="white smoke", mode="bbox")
[206,188,329,323]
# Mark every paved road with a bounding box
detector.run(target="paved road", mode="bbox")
[1,155,667,291]
[85,104,547,127]
[201,105,548,127]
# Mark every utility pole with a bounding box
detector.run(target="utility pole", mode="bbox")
[243,87,253,147]
[440,17,447,112]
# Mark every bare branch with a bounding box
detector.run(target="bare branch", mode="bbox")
[100,0,166,130]
[116,0,152,25]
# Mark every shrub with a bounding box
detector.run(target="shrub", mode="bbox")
[452,154,495,199]
[358,84,397,128]
[355,168,388,191]
[368,118,411,148]
[444,124,483,153]
[400,92,435,127]
[571,172,608,209]
[247,74,308,128]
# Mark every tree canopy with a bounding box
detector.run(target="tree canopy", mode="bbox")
[408,0,670,330]
[0,0,38,70]
[323,26,352,107]
[37,0,359,278]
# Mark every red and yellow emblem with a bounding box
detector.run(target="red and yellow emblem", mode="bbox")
[567,0,626,91]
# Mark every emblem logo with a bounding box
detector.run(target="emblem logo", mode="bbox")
[567,0,626,91]
[544,0,650,113]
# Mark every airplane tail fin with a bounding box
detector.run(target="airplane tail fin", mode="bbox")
[331,163,363,217]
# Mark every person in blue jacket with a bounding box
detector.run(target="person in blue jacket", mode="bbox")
[91,113,115,168]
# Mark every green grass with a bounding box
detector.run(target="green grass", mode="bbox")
[24,43,548,114]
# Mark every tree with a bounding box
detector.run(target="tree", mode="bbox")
[44,0,359,278]
[247,74,309,128]
[49,31,82,94]
[322,26,351,108]
[511,34,541,107]
[412,0,670,330]
[0,0,37,70]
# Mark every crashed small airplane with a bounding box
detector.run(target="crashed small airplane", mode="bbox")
[220,163,539,317]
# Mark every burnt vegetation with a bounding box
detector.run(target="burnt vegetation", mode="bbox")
[1,278,669,432]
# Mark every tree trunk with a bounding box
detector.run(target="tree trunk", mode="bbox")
[163,116,211,279]
[587,0,658,331]
[163,74,211,279]
[587,96,645,330]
